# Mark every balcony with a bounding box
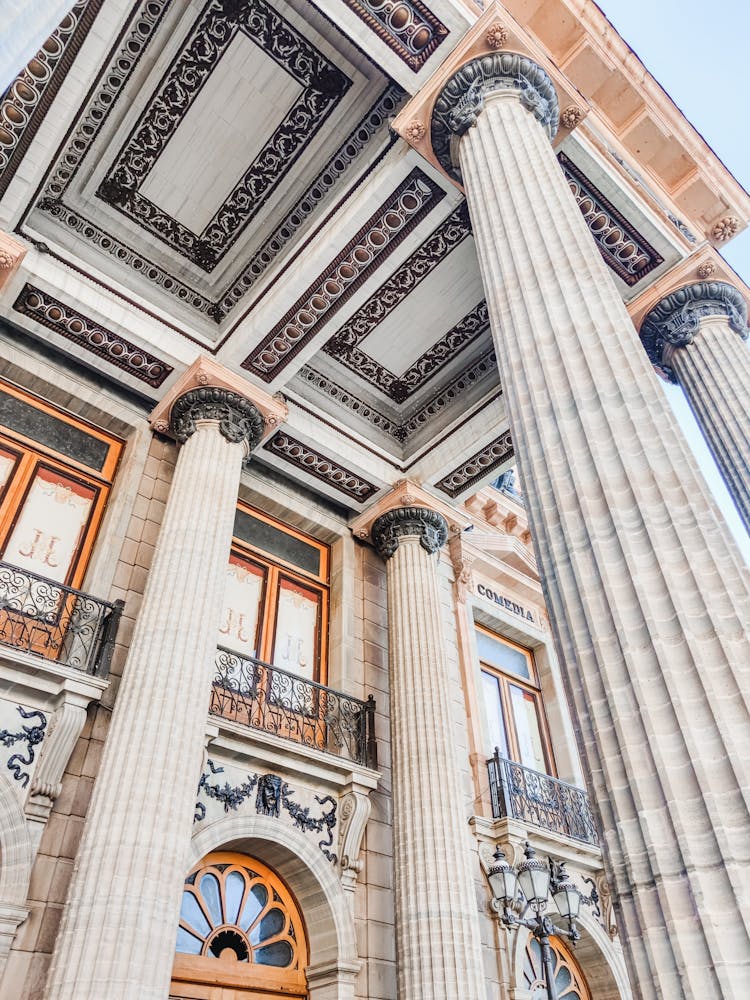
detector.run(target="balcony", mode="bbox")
[487,750,599,847]
[0,560,122,676]
[210,646,377,768]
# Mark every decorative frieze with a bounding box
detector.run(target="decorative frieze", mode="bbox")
[0,0,104,199]
[170,387,264,455]
[12,284,173,388]
[98,0,350,271]
[431,53,559,182]
[559,153,663,286]
[243,169,444,380]
[340,0,448,71]
[263,432,378,502]
[195,759,338,863]
[435,431,514,498]
[371,506,448,559]
[297,366,401,439]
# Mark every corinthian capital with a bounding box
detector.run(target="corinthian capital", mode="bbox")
[640,280,749,364]
[431,52,559,182]
[371,506,448,560]
[170,386,264,458]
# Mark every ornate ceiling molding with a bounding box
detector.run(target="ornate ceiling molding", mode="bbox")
[263,431,378,502]
[0,0,104,200]
[435,430,514,498]
[12,284,173,388]
[431,53,559,183]
[98,0,351,271]
[559,153,663,287]
[242,168,445,380]
[340,0,448,72]
[298,366,400,439]
[34,0,400,323]
[324,201,470,352]
[330,298,489,403]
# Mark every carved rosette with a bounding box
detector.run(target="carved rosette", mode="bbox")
[431,52,559,182]
[170,386,264,460]
[640,281,749,368]
[371,506,448,560]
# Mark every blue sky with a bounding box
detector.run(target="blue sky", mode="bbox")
[598,0,750,562]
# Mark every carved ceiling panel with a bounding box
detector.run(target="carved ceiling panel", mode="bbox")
[22,0,399,335]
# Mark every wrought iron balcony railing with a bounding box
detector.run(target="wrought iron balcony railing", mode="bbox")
[487,750,599,847]
[211,646,377,768]
[0,560,123,676]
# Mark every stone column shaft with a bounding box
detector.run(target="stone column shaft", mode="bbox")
[374,509,484,1000]
[439,65,750,998]
[45,394,259,999]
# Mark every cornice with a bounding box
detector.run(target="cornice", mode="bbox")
[640,281,749,367]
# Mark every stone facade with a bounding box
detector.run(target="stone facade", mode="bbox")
[0,1,748,999]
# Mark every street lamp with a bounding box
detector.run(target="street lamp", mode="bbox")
[487,841,590,1000]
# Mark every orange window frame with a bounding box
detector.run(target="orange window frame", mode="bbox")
[0,380,123,590]
[477,624,557,776]
[229,503,329,684]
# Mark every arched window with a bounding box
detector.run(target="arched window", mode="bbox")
[171,852,308,999]
[523,935,591,999]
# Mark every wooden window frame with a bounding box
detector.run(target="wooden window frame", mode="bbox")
[229,503,329,685]
[0,381,123,590]
[477,624,557,776]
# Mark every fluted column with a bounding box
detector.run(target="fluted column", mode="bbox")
[45,387,264,1000]
[372,507,484,1000]
[430,53,750,998]
[641,282,750,532]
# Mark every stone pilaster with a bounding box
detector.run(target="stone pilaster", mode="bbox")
[431,53,750,998]
[371,505,485,1000]
[44,387,264,1000]
[641,281,750,533]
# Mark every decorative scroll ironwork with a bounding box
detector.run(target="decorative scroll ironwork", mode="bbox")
[0,705,48,786]
[195,758,338,862]
[210,647,377,767]
[487,751,599,847]
[0,561,123,676]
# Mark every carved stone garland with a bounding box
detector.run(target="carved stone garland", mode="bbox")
[431,52,559,182]
[371,506,448,559]
[170,387,264,458]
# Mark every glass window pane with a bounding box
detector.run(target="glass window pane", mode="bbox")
[272,578,320,680]
[199,873,222,925]
[175,925,203,955]
[239,883,267,932]
[179,892,211,938]
[481,670,509,757]
[219,554,266,657]
[0,445,19,499]
[0,389,110,471]
[234,508,321,577]
[224,870,245,925]
[255,940,293,967]
[251,906,285,945]
[510,684,547,773]
[475,629,531,680]
[2,465,96,583]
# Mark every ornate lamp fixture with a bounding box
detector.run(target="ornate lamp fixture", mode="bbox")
[487,842,592,1000]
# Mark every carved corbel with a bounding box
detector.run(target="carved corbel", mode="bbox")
[449,535,475,603]
[338,789,372,891]
[26,702,88,825]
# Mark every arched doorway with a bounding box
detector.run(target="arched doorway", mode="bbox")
[170,852,309,999]
[523,934,591,999]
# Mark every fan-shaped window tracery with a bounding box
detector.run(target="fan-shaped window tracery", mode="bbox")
[523,935,591,999]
